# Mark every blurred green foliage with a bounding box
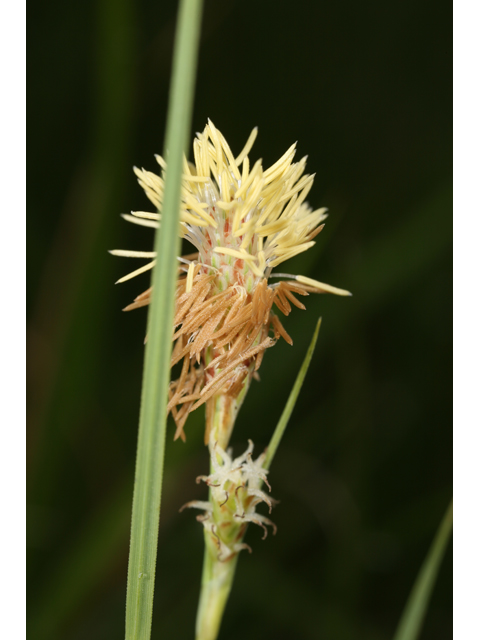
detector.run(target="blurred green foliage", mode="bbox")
[28,0,452,638]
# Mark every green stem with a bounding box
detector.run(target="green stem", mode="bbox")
[196,392,243,640]
[206,382,251,450]
[196,321,322,639]
[196,541,239,640]
[124,1,203,639]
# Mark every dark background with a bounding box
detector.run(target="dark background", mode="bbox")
[28,0,452,638]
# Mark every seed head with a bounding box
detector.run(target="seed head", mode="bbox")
[112,121,350,440]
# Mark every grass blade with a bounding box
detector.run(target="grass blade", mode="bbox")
[263,318,322,471]
[125,1,203,639]
[392,499,453,640]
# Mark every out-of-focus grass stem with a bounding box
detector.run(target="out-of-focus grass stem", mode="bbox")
[125,1,203,639]
[392,500,453,640]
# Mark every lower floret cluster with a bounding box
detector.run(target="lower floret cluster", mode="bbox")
[181,440,277,562]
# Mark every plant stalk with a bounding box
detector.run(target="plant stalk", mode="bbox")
[195,539,239,640]
[196,394,240,640]
[195,321,322,639]
[205,383,251,449]
[124,1,203,638]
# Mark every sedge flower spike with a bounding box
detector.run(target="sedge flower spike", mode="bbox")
[112,121,350,442]
[181,440,277,562]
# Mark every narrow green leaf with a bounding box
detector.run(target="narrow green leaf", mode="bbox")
[125,2,203,639]
[263,318,322,471]
[392,499,453,640]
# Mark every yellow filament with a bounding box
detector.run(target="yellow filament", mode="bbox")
[186,262,195,293]
[115,260,156,284]
[235,127,258,166]
[296,275,352,296]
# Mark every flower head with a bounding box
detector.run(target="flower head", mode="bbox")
[180,439,277,562]
[112,121,350,441]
